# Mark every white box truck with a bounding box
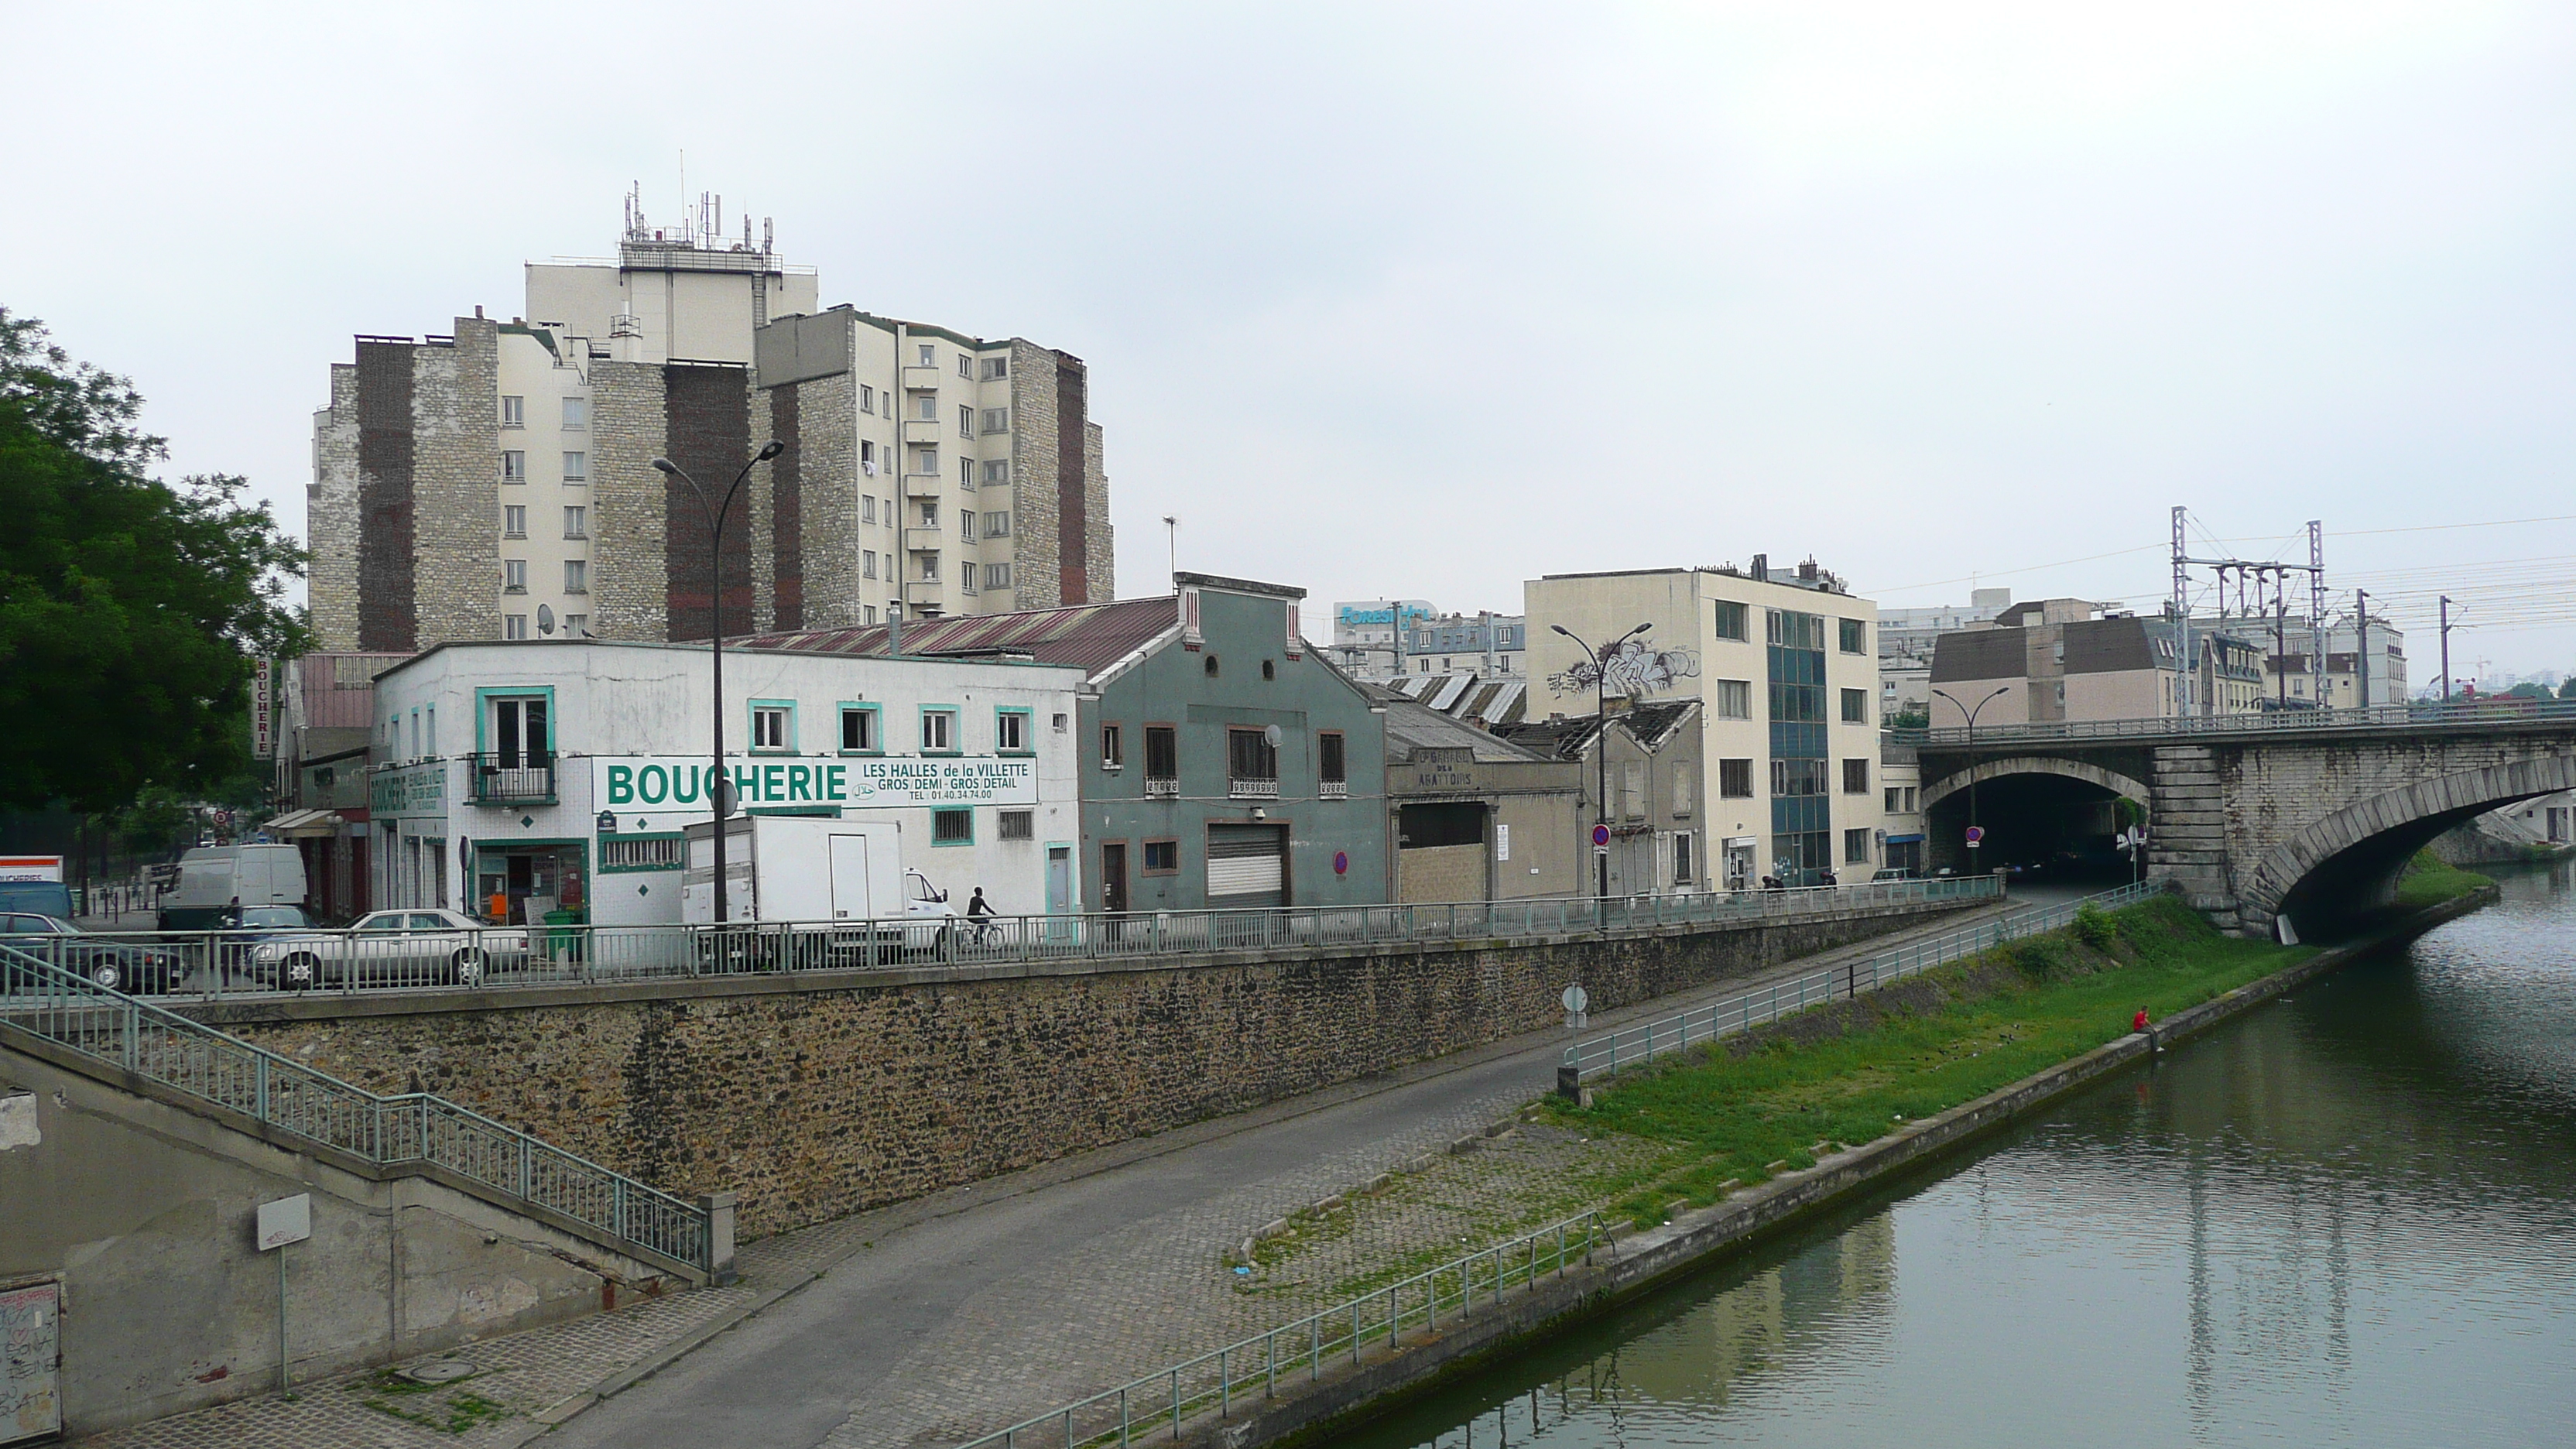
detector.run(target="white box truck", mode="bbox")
[681,817,956,967]
[157,844,309,930]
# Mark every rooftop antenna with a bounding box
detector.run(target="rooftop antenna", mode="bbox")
[763,217,773,255]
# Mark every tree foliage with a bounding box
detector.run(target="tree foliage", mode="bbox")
[0,309,307,812]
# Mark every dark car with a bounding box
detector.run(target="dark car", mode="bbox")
[1,913,187,994]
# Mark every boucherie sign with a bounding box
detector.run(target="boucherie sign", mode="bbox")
[591,755,1037,813]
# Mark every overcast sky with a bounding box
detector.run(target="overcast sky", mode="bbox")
[8,2,2571,678]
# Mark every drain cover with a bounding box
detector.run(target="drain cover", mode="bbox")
[400,1358,477,1386]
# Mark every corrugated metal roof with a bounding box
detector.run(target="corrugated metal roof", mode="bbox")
[738,597,1180,677]
[1368,686,1553,763]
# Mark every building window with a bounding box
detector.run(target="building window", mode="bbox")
[502,558,527,593]
[932,807,972,844]
[918,343,936,366]
[1101,723,1124,769]
[502,505,527,538]
[994,707,1032,755]
[1773,758,1829,796]
[562,450,587,483]
[564,559,587,594]
[1145,724,1178,784]
[915,446,938,474]
[750,703,793,752]
[957,351,972,379]
[1714,680,1751,719]
[1841,687,1867,724]
[983,356,1009,381]
[961,510,978,542]
[985,563,1012,590]
[916,553,940,581]
[982,459,1009,485]
[1142,838,1178,873]
[1885,786,1902,813]
[914,391,937,422]
[861,385,875,414]
[502,450,526,483]
[861,440,878,476]
[1228,728,1279,787]
[1319,731,1346,785]
[983,510,1010,537]
[1718,759,1754,798]
[1671,762,1693,817]
[997,809,1035,841]
[564,505,587,538]
[981,407,1009,435]
[562,396,587,430]
[601,837,685,871]
[1675,831,1694,886]
[920,707,958,753]
[564,614,587,638]
[504,614,529,639]
[863,495,878,524]
[1845,827,1872,865]
[864,550,878,579]
[500,395,525,428]
[1839,618,1866,654]
[1843,759,1869,794]
[958,403,975,437]
[840,704,880,753]
[1713,599,1748,641]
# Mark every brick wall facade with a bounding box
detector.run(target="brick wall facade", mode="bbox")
[352,341,418,651]
[663,364,755,642]
[210,901,1974,1237]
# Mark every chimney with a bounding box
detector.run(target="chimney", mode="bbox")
[1750,553,1768,582]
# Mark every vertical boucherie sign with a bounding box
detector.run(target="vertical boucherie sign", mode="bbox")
[251,657,276,761]
[0,1279,63,1444]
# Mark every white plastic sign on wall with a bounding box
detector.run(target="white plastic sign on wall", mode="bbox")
[256,1194,311,1252]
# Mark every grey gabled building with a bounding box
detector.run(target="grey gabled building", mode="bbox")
[742,571,1388,913]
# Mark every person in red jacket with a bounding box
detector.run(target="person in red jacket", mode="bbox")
[2132,1007,2150,1033]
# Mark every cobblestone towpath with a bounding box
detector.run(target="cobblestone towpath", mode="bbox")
[74,903,2009,1449]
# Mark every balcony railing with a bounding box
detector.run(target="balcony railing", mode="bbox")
[1228,776,1280,800]
[1321,780,1349,800]
[1144,776,1180,798]
[468,752,557,803]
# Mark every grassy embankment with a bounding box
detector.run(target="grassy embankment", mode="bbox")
[2394,848,2496,908]
[1550,894,2353,1230]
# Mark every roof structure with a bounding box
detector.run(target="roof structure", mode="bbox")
[738,597,1180,677]
[1492,699,1699,760]
[1376,672,1530,726]
[1367,684,1553,764]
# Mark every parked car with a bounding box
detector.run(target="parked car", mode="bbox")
[204,903,320,977]
[1872,868,1920,882]
[247,909,529,990]
[0,913,187,994]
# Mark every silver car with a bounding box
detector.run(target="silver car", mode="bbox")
[250,909,529,990]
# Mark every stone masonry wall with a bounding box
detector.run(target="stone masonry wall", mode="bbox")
[1084,418,1113,601]
[587,361,670,641]
[409,318,501,647]
[1007,338,1063,611]
[307,364,361,651]
[795,371,862,629]
[214,900,1975,1238]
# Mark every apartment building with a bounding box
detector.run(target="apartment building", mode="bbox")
[1927,603,2266,724]
[1523,557,1886,886]
[308,195,1112,653]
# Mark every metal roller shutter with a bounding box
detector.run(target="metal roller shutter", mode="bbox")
[1206,824,1287,906]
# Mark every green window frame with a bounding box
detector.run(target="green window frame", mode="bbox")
[920,705,961,755]
[931,806,975,846]
[838,701,883,755]
[994,706,1034,756]
[748,698,797,755]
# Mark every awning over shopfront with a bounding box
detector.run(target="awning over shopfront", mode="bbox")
[1883,833,1926,844]
[263,808,345,838]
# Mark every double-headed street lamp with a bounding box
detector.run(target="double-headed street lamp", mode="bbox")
[1930,685,2011,866]
[1551,622,1652,899]
[651,440,784,924]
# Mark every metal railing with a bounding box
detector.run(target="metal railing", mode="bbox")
[0,944,712,1272]
[15,876,2000,1006]
[1896,697,2576,749]
[964,1210,1603,1449]
[1561,878,2167,1084]
[466,752,557,803]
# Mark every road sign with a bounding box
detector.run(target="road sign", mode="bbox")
[1560,985,1588,1014]
[256,1194,310,1252]
[1965,825,1985,848]
[1591,824,1612,848]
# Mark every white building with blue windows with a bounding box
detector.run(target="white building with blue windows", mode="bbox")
[365,640,1084,927]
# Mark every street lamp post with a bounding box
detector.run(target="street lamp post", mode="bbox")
[652,440,784,926]
[1551,622,1652,900]
[1930,686,2012,868]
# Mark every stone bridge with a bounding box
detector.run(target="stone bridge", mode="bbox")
[1910,704,2576,937]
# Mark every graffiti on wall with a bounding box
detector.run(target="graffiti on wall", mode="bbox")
[1550,636,1701,699]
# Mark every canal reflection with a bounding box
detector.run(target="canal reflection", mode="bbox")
[1348,865,2576,1449]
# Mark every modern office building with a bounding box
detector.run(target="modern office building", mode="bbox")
[1523,556,1886,886]
[308,193,1112,654]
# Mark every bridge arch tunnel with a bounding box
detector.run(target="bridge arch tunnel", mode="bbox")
[1920,757,2152,883]
[2248,754,2576,940]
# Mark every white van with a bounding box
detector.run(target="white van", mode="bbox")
[682,817,955,965]
[158,844,310,931]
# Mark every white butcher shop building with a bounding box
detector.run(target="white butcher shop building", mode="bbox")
[365,639,1084,927]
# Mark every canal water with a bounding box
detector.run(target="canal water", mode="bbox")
[1347,865,2576,1448]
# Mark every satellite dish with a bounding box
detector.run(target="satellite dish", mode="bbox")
[537,605,557,635]
[1263,723,1283,748]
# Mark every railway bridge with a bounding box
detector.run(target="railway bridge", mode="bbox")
[1907,702,2576,938]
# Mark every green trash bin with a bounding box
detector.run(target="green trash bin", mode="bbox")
[543,908,587,964]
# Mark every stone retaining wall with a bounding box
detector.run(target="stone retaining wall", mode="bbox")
[204,900,1974,1237]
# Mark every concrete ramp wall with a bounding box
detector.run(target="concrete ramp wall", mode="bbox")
[0,1040,679,1437]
